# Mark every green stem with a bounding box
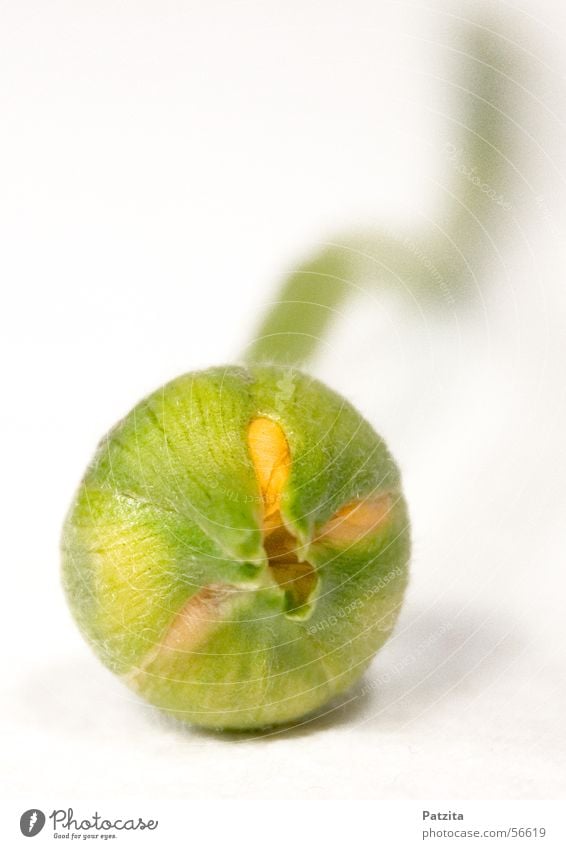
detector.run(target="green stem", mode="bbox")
[245,22,522,368]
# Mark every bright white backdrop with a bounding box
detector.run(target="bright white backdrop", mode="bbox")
[1,0,565,802]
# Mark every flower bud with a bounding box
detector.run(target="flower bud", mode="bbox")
[62,365,410,730]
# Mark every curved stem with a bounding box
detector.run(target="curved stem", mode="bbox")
[245,22,523,368]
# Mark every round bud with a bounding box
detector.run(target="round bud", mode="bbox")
[62,365,410,730]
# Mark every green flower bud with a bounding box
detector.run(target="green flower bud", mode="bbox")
[62,365,410,730]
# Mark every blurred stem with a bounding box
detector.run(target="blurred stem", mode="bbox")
[244,23,521,367]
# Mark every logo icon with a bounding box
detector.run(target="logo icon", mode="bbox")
[19,810,46,837]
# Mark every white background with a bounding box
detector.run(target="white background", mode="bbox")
[1,0,565,808]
